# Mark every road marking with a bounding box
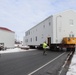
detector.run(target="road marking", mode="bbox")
[28,52,65,75]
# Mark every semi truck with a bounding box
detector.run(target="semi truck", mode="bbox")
[24,10,76,51]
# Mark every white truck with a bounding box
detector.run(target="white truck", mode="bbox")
[24,10,76,51]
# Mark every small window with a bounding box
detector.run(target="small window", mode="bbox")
[49,22,51,26]
[35,36,37,41]
[26,31,30,36]
[26,32,28,36]
[69,34,74,37]
[42,34,43,38]
[29,31,30,35]
[72,34,74,37]
[43,25,45,28]
[30,38,32,42]
[70,19,73,26]
[69,34,71,37]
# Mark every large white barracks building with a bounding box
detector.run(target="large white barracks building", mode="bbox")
[24,10,76,48]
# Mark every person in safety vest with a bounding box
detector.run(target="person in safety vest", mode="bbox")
[43,41,47,55]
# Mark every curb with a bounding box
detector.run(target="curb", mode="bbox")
[58,51,74,75]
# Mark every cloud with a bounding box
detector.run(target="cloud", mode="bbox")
[51,0,76,11]
[0,0,76,40]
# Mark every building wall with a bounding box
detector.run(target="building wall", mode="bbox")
[0,30,15,48]
[25,16,53,46]
[25,10,76,46]
[53,10,76,43]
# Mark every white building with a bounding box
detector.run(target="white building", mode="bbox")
[24,10,76,47]
[0,27,15,48]
[23,36,26,45]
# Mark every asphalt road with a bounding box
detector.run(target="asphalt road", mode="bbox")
[0,49,69,75]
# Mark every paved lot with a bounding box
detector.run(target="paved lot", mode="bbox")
[0,49,69,75]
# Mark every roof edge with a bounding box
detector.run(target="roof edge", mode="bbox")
[0,27,15,33]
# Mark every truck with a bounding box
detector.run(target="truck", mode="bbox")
[24,10,76,51]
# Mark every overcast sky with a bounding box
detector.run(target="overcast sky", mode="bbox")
[0,0,76,41]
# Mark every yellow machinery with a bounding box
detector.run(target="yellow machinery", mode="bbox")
[62,37,76,44]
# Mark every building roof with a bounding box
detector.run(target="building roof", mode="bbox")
[0,27,15,33]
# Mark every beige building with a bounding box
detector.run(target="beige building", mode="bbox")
[0,27,15,48]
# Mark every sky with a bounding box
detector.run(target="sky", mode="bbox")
[0,0,76,41]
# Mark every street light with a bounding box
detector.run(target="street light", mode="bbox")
[56,15,62,42]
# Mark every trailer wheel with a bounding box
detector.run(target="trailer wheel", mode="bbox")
[72,48,75,54]
[67,48,70,51]
[0,47,1,50]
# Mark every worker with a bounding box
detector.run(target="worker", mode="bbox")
[43,41,48,55]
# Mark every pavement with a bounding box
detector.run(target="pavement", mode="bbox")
[0,49,66,75]
[31,52,68,75]
[1,47,76,75]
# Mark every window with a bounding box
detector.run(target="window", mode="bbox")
[69,34,71,37]
[26,31,30,36]
[30,38,32,42]
[42,34,43,38]
[72,34,74,37]
[26,32,28,36]
[69,34,74,37]
[43,25,45,28]
[35,36,37,41]
[49,22,51,26]
[70,19,73,26]
[29,31,30,35]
